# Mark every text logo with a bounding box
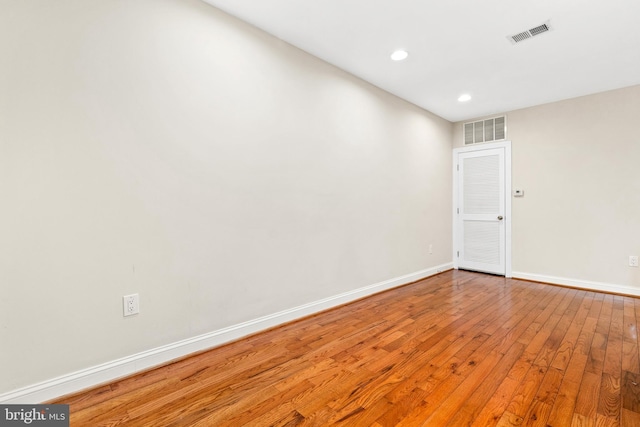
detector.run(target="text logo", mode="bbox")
[0,405,69,426]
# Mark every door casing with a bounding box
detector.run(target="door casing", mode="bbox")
[453,141,512,278]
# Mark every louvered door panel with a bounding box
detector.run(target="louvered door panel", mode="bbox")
[463,221,501,264]
[463,154,500,214]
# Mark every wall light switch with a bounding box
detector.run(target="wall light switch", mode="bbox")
[630,256,639,267]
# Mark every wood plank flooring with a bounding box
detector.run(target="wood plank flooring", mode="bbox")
[52,270,640,426]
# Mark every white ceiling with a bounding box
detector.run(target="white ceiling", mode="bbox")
[202,0,640,122]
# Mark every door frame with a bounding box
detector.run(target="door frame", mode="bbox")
[453,140,512,278]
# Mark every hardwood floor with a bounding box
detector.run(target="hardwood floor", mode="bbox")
[53,270,640,426]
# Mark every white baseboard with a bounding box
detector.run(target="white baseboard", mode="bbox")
[0,262,452,404]
[512,271,640,297]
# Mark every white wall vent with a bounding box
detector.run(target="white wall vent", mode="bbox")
[463,116,506,145]
[507,20,552,44]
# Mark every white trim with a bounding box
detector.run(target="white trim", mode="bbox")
[512,271,640,297]
[0,262,453,404]
[505,142,512,278]
[453,140,512,278]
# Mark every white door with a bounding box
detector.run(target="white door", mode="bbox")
[455,145,508,275]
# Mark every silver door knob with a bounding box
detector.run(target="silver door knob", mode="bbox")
[497,216,504,220]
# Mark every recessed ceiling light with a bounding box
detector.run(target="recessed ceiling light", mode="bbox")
[390,50,408,61]
[458,94,472,102]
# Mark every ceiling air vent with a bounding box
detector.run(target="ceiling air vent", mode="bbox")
[507,20,552,44]
[463,116,507,145]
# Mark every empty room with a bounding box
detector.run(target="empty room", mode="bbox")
[1,0,639,426]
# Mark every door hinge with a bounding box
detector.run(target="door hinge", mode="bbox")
[457,208,459,214]
[457,251,459,258]
[456,164,459,171]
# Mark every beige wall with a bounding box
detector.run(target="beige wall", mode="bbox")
[454,85,640,288]
[0,0,453,394]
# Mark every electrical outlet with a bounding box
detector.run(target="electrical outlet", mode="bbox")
[630,256,639,267]
[123,294,140,316]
